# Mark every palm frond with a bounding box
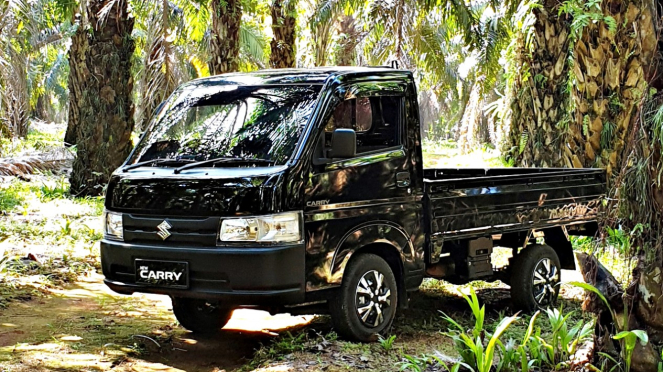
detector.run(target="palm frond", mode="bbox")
[96,0,123,27]
[44,50,68,102]
[29,21,76,50]
[475,11,510,90]
[240,23,268,66]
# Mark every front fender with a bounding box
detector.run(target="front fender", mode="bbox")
[328,221,413,285]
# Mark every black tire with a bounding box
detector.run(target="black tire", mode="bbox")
[171,297,233,334]
[329,253,398,342]
[510,244,562,312]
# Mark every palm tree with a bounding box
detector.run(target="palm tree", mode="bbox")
[502,0,663,367]
[62,0,85,147]
[618,91,663,370]
[270,0,297,68]
[131,0,268,130]
[209,0,242,75]
[133,0,178,131]
[69,0,135,196]
[309,0,345,67]
[334,15,360,66]
[66,19,85,147]
[353,0,473,144]
[133,0,196,131]
[0,0,67,138]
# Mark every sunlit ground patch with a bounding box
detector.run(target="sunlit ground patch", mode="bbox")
[226,309,315,334]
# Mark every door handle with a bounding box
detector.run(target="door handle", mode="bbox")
[396,172,411,187]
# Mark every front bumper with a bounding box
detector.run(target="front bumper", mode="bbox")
[100,239,305,305]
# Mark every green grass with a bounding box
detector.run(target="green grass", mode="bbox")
[1,177,104,214]
[0,175,104,309]
[422,138,513,168]
[0,126,65,157]
[0,179,32,212]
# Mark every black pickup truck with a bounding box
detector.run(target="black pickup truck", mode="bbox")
[100,67,605,341]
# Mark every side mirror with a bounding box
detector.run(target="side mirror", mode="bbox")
[329,129,356,158]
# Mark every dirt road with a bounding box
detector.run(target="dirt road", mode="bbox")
[0,273,319,371]
[0,270,586,372]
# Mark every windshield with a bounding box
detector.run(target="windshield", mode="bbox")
[128,83,322,166]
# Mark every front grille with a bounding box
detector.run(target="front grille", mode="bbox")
[123,214,219,246]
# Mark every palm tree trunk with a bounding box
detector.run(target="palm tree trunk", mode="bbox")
[69,0,135,196]
[617,4,663,370]
[457,84,483,154]
[510,0,663,369]
[507,1,572,167]
[508,0,655,172]
[270,0,297,68]
[393,0,405,63]
[65,23,87,147]
[0,52,29,138]
[209,0,241,75]
[0,5,28,139]
[34,95,49,121]
[312,18,333,67]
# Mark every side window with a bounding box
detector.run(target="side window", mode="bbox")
[324,95,402,155]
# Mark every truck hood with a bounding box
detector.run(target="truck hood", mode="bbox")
[105,166,287,216]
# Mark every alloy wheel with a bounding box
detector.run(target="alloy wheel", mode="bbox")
[532,258,560,307]
[355,270,392,328]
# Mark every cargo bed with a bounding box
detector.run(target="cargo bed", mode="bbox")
[423,167,605,242]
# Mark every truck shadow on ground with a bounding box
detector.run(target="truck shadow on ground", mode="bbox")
[137,311,321,372]
[0,276,582,371]
[137,284,522,371]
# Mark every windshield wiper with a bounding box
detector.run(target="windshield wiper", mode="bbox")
[123,158,196,172]
[173,157,274,174]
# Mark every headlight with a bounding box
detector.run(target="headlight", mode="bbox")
[104,210,124,241]
[219,211,302,243]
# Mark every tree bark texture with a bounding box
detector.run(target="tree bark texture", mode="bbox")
[69,0,135,196]
[457,84,483,154]
[65,23,87,147]
[0,49,29,138]
[507,0,656,173]
[311,9,334,67]
[509,0,662,370]
[209,0,241,75]
[270,0,296,68]
[617,91,663,371]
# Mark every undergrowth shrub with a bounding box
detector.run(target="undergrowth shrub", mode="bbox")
[400,288,595,372]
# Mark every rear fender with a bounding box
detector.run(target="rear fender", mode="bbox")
[544,226,576,270]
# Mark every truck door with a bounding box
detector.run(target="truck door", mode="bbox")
[303,81,423,291]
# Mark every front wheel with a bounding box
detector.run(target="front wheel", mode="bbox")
[510,244,561,312]
[329,253,398,342]
[171,297,233,334]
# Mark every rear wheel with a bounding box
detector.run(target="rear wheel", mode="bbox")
[510,244,561,312]
[329,253,398,342]
[171,297,233,334]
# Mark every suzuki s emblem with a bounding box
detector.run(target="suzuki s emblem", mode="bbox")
[157,220,172,240]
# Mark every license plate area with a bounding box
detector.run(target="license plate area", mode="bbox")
[135,259,189,288]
